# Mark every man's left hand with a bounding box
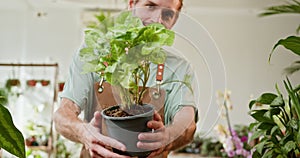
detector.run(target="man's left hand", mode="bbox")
[137,111,170,158]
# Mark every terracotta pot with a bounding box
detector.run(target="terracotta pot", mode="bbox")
[58,82,65,92]
[27,80,37,87]
[40,80,50,86]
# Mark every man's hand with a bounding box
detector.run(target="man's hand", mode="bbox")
[54,98,129,158]
[137,111,170,157]
[137,107,196,158]
[83,111,129,158]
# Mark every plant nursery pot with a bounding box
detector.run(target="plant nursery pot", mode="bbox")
[27,79,37,87]
[58,82,65,92]
[6,79,21,86]
[101,104,154,157]
[40,80,50,86]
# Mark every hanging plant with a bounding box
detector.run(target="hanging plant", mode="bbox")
[5,79,21,92]
[40,80,50,86]
[26,79,37,87]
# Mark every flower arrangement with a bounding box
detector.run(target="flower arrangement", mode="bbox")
[177,90,254,157]
[214,90,253,158]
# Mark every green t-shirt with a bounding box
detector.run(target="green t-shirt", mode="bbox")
[61,50,198,125]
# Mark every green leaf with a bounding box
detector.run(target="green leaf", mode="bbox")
[263,150,274,158]
[257,122,275,132]
[0,104,25,158]
[270,96,285,107]
[250,130,264,141]
[249,99,256,109]
[288,118,298,130]
[269,36,300,62]
[259,0,300,17]
[255,139,267,155]
[283,60,300,75]
[270,126,279,135]
[0,89,8,105]
[250,109,269,122]
[256,93,278,104]
[297,24,300,34]
[270,107,281,116]
[284,79,300,117]
[249,122,259,131]
[149,48,167,64]
[283,141,296,153]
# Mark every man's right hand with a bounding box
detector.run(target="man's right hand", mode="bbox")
[54,98,129,158]
[83,111,129,158]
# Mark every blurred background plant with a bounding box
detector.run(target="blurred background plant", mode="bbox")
[0,88,8,105]
[248,0,300,157]
[177,90,254,157]
[214,90,253,158]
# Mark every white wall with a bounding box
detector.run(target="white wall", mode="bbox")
[0,7,83,81]
[0,1,299,135]
[186,6,300,133]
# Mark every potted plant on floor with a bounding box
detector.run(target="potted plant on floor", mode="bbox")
[249,1,300,157]
[80,11,191,157]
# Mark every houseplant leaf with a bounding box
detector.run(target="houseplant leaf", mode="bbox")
[256,93,277,104]
[259,0,300,17]
[283,60,300,75]
[0,104,25,158]
[283,141,296,153]
[269,36,300,62]
[270,95,284,107]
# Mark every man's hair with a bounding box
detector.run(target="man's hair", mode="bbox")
[178,0,183,11]
[133,0,183,11]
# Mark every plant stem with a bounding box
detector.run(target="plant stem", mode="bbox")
[224,100,233,137]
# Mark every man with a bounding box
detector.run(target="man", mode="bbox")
[53,0,198,157]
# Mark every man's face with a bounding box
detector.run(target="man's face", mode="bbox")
[128,0,181,29]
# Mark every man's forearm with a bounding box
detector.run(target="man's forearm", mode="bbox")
[166,119,196,151]
[53,98,86,143]
[166,106,196,151]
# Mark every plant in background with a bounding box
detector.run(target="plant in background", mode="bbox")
[80,11,175,109]
[249,1,300,157]
[177,133,224,157]
[0,96,25,158]
[215,90,253,158]
[55,135,71,158]
[0,88,8,105]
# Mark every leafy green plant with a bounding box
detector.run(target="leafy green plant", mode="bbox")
[0,88,8,105]
[260,0,300,75]
[249,80,300,157]
[249,1,300,157]
[80,11,175,108]
[0,103,25,158]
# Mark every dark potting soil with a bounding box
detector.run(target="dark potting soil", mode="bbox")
[104,105,151,117]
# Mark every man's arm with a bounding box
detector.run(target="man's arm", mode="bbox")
[53,98,128,158]
[137,106,196,157]
[165,106,196,150]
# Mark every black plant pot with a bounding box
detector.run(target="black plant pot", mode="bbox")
[101,104,154,157]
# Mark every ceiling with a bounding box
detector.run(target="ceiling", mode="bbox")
[0,0,284,10]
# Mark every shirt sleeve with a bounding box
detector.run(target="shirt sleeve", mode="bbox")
[162,55,199,125]
[60,48,96,112]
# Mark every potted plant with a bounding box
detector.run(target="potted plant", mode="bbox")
[248,1,300,157]
[80,11,190,157]
[5,78,21,92]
